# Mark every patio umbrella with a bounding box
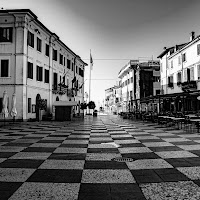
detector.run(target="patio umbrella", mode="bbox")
[10,93,17,122]
[1,91,9,125]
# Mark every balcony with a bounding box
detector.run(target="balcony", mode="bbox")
[180,80,197,92]
[168,82,174,88]
[52,83,68,95]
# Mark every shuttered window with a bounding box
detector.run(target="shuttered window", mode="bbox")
[198,65,200,80]
[197,44,200,55]
[190,67,194,81]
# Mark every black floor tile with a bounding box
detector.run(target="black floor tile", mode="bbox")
[110,183,141,193]
[0,139,15,142]
[0,159,44,168]
[119,143,145,148]
[87,148,119,153]
[2,143,32,147]
[131,169,155,176]
[105,161,128,169]
[60,144,88,148]
[0,182,23,200]
[154,168,183,175]
[78,183,110,199]
[165,158,193,167]
[0,152,16,158]
[122,153,160,160]
[158,173,189,182]
[134,174,163,183]
[37,140,63,143]
[27,169,82,183]
[111,192,146,200]
[22,147,56,152]
[148,146,183,152]
[48,153,86,160]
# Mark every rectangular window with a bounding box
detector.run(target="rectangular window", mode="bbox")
[177,72,182,85]
[0,98,2,112]
[64,57,66,66]
[72,63,74,71]
[27,31,34,48]
[28,98,32,113]
[45,44,49,56]
[36,66,43,81]
[198,65,200,80]
[76,66,78,73]
[67,59,71,69]
[171,60,173,68]
[128,79,130,84]
[187,68,190,82]
[27,62,33,79]
[1,60,9,77]
[53,72,57,90]
[131,77,133,83]
[197,44,200,55]
[182,53,186,62]
[59,54,63,65]
[156,90,160,95]
[190,67,194,81]
[44,69,49,83]
[37,37,42,52]
[53,49,57,61]
[168,75,173,87]
[0,27,12,42]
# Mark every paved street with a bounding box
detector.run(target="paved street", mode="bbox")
[1,115,200,199]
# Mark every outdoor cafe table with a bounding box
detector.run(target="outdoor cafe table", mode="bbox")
[189,118,200,133]
[169,117,185,129]
[158,116,185,129]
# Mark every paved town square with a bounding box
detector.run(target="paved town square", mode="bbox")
[1,115,200,199]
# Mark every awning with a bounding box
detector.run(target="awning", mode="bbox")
[53,101,78,106]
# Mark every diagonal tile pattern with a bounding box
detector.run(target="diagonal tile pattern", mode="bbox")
[0,115,200,199]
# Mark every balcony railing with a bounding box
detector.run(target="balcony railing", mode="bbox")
[180,80,197,92]
[168,82,174,88]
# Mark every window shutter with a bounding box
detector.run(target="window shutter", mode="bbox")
[183,69,187,82]
[197,44,200,55]
[198,65,200,80]
[190,67,194,80]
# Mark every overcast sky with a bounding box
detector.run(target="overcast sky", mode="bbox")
[2,0,200,107]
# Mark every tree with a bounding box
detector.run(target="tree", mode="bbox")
[80,102,87,110]
[87,101,96,109]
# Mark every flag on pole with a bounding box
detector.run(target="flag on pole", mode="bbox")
[90,53,93,70]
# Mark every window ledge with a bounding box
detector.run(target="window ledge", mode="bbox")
[0,42,12,44]
[0,76,11,79]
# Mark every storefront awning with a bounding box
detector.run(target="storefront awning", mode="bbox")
[53,101,78,106]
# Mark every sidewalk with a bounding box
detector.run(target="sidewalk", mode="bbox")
[0,115,200,199]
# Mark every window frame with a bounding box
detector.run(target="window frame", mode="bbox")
[27,31,34,48]
[0,58,10,78]
[27,62,33,79]
[36,65,43,82]
[0,27,13,43]
[53,49,57,61]
[28,98,32,113]
[37,37,42,52]
[44,69,49,83]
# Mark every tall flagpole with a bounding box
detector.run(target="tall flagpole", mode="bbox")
[88,49,92,114]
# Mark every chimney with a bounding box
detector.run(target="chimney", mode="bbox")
[190,31,195,41]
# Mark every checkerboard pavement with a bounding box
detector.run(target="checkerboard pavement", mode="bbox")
[1,115,200,199]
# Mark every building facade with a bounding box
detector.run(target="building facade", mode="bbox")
[0,9,87,120]
[118,59,160,112]
[157,32,200,113]
[105,83,122,114]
